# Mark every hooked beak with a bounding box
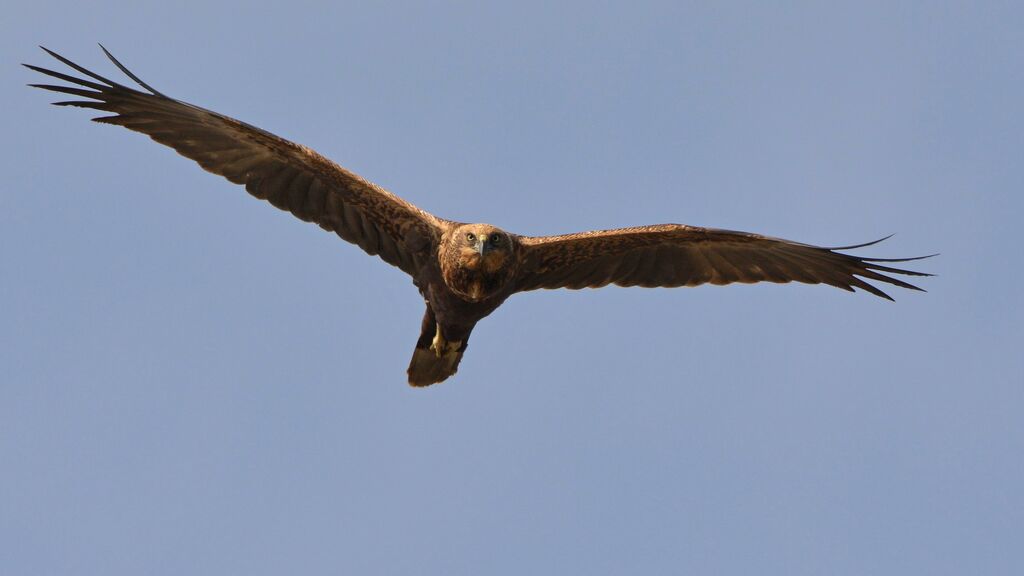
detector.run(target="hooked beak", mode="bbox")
[476,241,490,257]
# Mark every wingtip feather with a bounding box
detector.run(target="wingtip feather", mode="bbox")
[97,44,164,96]
[825,234,895,251]
[37,45,123,88]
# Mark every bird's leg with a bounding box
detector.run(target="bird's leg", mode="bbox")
[431,323,447,358]
[430,323,461,358]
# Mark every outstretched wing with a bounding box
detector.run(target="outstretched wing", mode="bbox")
[514,224,933,300]
[25,46,447,276]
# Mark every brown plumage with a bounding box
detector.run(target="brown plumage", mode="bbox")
[26,47,934,386]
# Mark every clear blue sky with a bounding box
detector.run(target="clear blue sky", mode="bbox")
[3,2,1021,574]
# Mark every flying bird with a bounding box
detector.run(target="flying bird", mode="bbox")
[26,46,933,386]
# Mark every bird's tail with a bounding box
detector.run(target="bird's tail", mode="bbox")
[407,306,471,387]
[407,343,465,387]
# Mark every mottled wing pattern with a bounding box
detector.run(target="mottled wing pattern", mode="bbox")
[26,46,446,275]
[514,224,932,300]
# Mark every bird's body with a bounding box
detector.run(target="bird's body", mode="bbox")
[27,47,933,386]
[409,226,517,384]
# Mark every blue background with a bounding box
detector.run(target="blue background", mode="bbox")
[3,2,1021,574]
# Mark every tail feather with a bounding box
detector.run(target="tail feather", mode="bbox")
[408,304,474,387]
[407,344,464,387]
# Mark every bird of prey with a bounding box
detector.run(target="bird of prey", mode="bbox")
[26,46,933,386]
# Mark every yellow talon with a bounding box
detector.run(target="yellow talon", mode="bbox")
[431,324,446,358]
[430,323,461,358]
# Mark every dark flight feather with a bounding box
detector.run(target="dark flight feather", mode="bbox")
[25,47,446,276]
[514,225,933,301]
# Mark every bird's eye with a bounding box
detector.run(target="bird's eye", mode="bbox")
[490,234,501,244]
[466,233,476,242]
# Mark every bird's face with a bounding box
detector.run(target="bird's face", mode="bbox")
[456,224,512,274]
[441,224,518,302]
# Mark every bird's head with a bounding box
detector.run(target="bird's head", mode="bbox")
[441,224,518,302]
[454,224,512,272]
